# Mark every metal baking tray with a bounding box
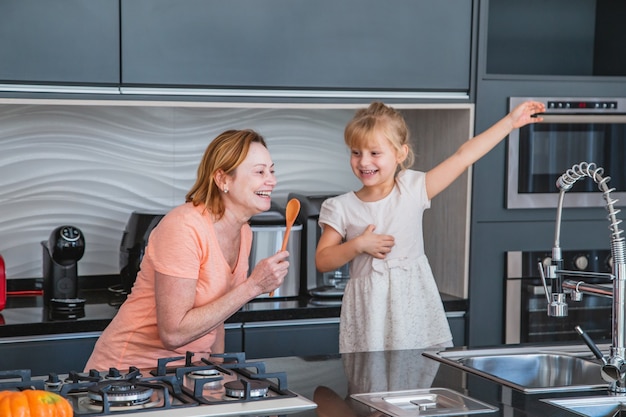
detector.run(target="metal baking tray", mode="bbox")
[351,387,498,416]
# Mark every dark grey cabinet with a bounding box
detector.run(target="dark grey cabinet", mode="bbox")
[224,323,243,352]
[0,0,473,93]
[0,0,120,85]
[241,314,465,359]
[121,0,472,92]
[0,325,237,375]
[0,315,462,374]
[485,0,626,77]
[0,333,99,375]
[243,318,340,359]
[447,312,466,347]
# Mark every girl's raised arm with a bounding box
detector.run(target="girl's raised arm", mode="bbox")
[425,100,545,200]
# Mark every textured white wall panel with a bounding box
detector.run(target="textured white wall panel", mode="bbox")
[0,104,360,279]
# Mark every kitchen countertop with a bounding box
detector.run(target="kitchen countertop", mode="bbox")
[0,278,467,338]
[264,348,604,417]
[2,280,591,417]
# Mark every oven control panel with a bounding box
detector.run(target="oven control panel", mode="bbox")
[547,100,618,111]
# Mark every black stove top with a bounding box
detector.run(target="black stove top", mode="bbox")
[0,351,316,417]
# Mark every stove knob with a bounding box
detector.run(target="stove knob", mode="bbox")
[574,254,589,271]
[106,368,122,379]
[66,371,81,383]
[45,373,62,391]
[127,367,142,379]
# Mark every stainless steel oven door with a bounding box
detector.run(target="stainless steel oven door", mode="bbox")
[506,96,626,209]
[505,251,612,344]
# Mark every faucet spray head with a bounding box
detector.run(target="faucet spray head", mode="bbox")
[548,293,568,317]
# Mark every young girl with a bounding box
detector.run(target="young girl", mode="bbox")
[316,100,545,353]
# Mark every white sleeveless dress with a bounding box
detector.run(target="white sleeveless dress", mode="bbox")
[319,170,453,353]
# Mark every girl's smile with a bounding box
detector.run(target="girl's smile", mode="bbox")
[350,132,405,192]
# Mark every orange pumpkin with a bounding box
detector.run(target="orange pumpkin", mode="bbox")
[0,390,73,417]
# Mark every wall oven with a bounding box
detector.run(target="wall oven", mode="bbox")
[507,96,626,209]
[505,250,612,344]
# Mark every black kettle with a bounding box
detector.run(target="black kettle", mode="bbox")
[119,212,164,294]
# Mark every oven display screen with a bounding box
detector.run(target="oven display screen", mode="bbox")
[519,123,626,194]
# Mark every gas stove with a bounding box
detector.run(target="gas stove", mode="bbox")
[0,351,317,416]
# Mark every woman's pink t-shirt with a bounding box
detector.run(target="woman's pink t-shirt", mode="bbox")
[84,202,251,371]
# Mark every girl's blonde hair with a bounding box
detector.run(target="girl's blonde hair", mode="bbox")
[185,129,267,220]
[344,102,415,171]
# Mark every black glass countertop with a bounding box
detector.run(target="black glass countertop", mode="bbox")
[0,277,467,338]
[265,348,594,417]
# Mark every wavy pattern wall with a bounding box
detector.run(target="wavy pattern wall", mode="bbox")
[0,104,360,279]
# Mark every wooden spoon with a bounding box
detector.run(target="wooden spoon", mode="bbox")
[270,198,301,297]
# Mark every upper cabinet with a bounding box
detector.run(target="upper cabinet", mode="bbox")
[120,0,473,93]
[485,0,626,77]
[0,1,474,96]
[0,0,120,85]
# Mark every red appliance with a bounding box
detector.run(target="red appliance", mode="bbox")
[0,254,5,311]
[0,351,316,416]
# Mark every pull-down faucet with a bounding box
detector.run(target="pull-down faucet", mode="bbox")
[539,162,626,393]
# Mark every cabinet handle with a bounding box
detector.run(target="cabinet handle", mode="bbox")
[243,318,340,328]
[120,87,469,101]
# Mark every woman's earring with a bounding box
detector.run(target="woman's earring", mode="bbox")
[223,188,229,194]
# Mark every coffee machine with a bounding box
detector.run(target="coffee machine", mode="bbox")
[288,192,350,304]
[41,225,85,319]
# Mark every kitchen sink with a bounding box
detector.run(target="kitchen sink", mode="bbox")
[423,344,609,394]
[543,395,626,416]
[351,388,498,417]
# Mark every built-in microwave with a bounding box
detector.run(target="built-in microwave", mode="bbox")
[507,97,626,209]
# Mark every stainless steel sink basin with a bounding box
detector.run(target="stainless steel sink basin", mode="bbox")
[351,388,498,417]
[543,395,626,416]
[423,344,609,394]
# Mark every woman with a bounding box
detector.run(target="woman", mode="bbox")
[85,129,289,371]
